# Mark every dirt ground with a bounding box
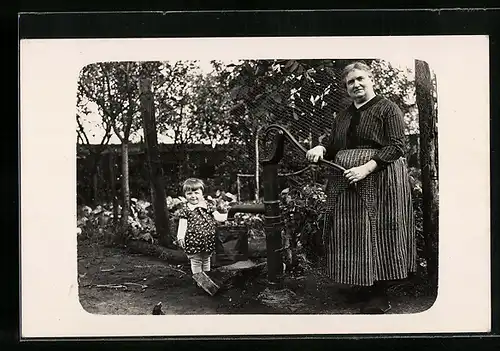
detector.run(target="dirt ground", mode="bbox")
[77,239,437,315]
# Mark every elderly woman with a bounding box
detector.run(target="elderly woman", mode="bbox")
[306,61,417,314]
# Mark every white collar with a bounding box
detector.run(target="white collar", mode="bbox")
[186,202,208,211]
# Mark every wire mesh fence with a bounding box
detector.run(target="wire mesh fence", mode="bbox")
[224,58,420,202]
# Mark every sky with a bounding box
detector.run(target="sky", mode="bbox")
[79,57,414,145]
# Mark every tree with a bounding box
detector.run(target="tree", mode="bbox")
[371,59,418,135]
[415,59,439,287]
[76,75,113,206]
[155,61,202,145]
[152,61,203,187]
[139,68,172,248]
[188,64,234,147]
[78,62,144,234]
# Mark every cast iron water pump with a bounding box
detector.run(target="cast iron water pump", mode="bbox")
[226,124,346,288]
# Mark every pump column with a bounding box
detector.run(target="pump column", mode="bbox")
[262,161,284,288]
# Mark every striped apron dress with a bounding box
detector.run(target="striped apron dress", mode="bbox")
[322,147,417,286]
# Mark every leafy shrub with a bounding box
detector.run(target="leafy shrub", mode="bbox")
[280,183,327,268]
[408,166,428,275]
[77,199,156,244]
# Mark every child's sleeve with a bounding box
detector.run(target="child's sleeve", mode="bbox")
[213,210,228,222]
[208,202,227,222]
[206,202,216,214]
[176,207,188,240]
[177,218,187,240]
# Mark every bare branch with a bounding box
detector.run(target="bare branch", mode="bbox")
[99,118,113,146]
[76,113,91,145]
[99,67,125,142]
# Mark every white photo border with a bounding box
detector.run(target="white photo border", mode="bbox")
[20,35,491,337]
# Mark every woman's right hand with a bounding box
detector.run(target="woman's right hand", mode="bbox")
[306,145,326,163]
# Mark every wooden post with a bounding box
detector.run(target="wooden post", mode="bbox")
[415,59,439,285]
[139,75,172,248]
[237,175,241,202]
[255,127,261,202]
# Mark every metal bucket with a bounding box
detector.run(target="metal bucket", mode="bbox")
[214,224,249,265]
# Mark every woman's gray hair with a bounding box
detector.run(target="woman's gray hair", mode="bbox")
[341,61,373,87]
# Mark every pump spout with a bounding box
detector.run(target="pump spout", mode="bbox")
[227,204,266,219]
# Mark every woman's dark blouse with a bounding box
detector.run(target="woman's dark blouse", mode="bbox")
[321,95,406,167]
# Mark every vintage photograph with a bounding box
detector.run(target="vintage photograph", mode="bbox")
[75,57,439,316]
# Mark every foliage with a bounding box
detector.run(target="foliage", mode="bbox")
[78,62,145,229]
[185,61,235,146]
[154,61,207,144]
[408,166,427,269]
[77,199,156,245]
[226,59,348,148]
[370,60,418,135]
[279,183,327,267]
[78,62,141,142]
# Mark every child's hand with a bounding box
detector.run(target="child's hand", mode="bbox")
[177,238,185,249]
[216,199,229,213]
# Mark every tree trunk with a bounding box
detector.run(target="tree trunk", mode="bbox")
[120,142,130,232]
[415,59,439,286]
[433,73,439,177]
[140,139,155,203]
[140,76,172,248]
[89,152,104,206]
[86,155,97,206]
[109,149,118,224]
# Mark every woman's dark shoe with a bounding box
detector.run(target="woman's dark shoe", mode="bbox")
[360,296,392,314]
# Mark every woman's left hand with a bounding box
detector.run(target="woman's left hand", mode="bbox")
[343,164,372,185]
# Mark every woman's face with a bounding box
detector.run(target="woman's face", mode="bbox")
[185,189,204,205]
[345,69,375,102]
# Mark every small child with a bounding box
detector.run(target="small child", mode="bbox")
[176,178,226,274]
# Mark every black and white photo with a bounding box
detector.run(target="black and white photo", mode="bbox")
[20,35,491,337]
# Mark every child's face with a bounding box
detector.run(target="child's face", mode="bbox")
[185,188,204,205]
